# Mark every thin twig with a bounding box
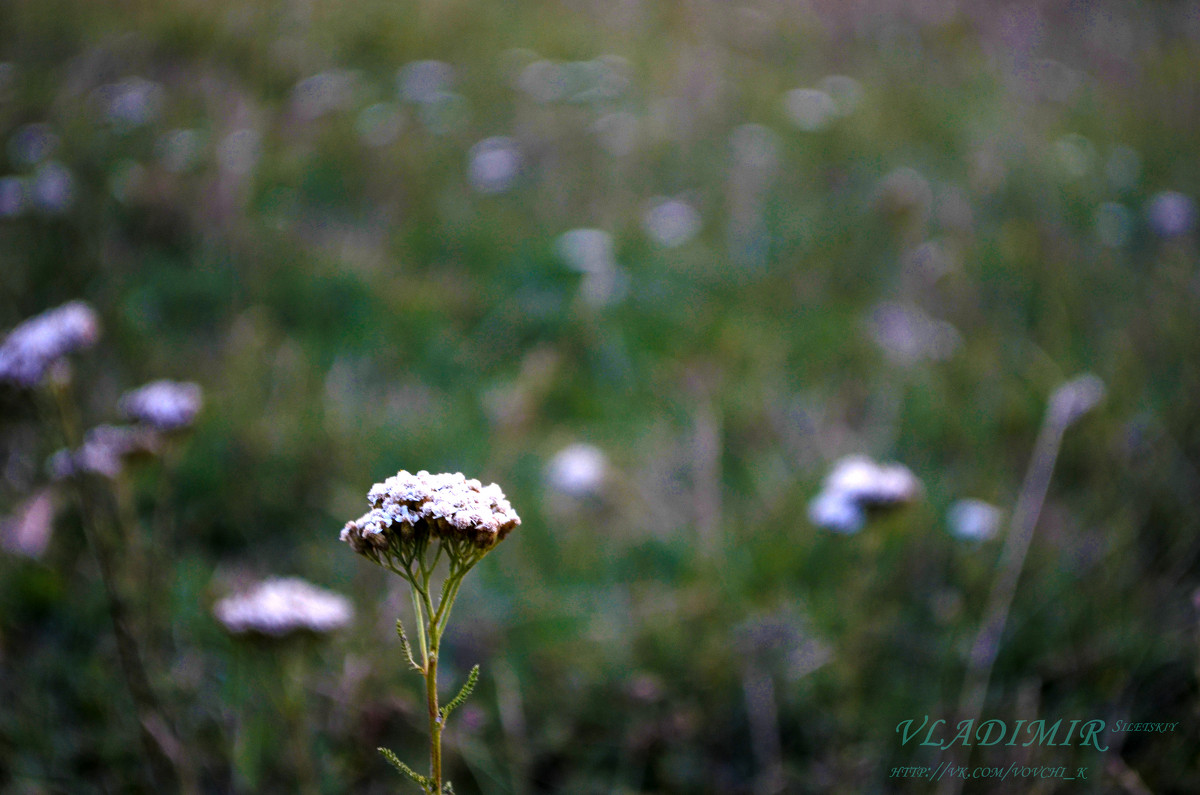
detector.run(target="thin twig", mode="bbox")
[940,376,1104,795]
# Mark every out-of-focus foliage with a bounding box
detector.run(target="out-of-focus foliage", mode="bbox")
[1,0,1199,792]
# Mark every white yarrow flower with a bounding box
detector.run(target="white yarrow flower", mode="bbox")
[215,578,354,637]
[947,499,1004,542]
[545,444,608,497]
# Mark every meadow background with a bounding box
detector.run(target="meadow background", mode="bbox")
[2,0,1199,792]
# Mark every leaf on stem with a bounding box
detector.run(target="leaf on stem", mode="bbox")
[439,664,480,722]
[378,747,429,790]
[396,618,425,672]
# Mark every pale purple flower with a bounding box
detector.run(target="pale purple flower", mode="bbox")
[0,176,26,217]
[104,77,165,129]
[397,60,454,103]
[8,123,59,166]
[0,301,100,387]
[119,380,203,431]
[1,489,56,558]
[30,162,74,214]
[1146,191,1196,238]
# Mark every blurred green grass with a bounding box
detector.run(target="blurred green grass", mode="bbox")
[2,0,1200,792]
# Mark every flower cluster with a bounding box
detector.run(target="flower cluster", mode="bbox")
[341,470,520,562]
[343,470,520,564]
[808,455,921,534]
[119,379,203,431]
[214,577,354,637]
[0,301,100,387]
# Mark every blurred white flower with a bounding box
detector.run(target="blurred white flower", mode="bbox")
[30,162,74,214]
[823,455,921,506]
[947,499,1003,541]
[1,489,57,558]
[1146,190,1196,238]
[556,229,627,307]
[397,60,455,103]
[868,302,961,365]
[8,123,59,167]
[103,77,165,129]
[557,228,616,274]
[643,197,701,248]
[545,443,608,497]
[291,69,359,121]
[578,267,629,308]
[468,136,520,194]
[783,88,836,132]
[517,60,568,103]
[0,176,26,217]
[806,490,865,534]
[0,301,99,387]
[215,577,354,637]
[120,379,203,431]
[809,455,921,533]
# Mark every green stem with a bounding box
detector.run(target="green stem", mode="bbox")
[46,382,195,793]
[426,632,442,795]
[284,652,321,795]
[410,586,429,669]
